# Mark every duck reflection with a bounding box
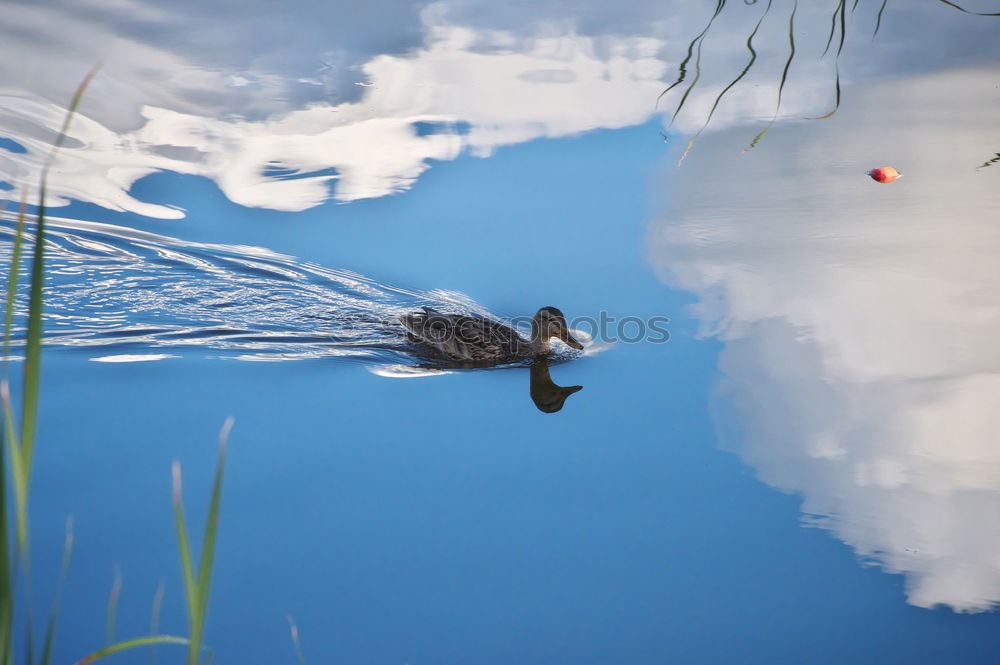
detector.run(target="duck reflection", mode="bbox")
[399,359,584,414]
[529,360,583,414]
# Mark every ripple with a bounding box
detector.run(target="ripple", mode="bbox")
[1,213,499,365]
[89,354,180,363]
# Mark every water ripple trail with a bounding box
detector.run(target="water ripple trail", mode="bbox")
[0,214,487,364]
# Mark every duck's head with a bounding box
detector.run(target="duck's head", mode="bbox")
[533,306,584,350]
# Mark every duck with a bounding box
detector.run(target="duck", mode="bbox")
[400,306,584,363]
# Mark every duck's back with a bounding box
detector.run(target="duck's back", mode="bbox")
[400,308,530,362]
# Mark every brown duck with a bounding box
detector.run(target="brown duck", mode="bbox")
[400,306,583,363]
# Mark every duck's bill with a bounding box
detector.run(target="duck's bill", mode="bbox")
[560,331,585,350]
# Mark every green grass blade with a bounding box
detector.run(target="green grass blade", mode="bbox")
[22,64,99,484]
[43,65,101,170]
[74,636,190,665]
[39,517,74,665]
[190,418,232,665]
[3,66,100,665]
[1,382,28,559]
[20,178,51,467]
[745,0,797,151]
[0,389,11,665]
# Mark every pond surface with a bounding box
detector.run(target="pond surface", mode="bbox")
[2,0,1000,663]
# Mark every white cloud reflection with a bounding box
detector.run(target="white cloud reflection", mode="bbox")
[0,3,669,216]
[3,0,998,217]
[649,67,1000,612]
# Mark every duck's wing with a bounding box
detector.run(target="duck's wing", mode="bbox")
[400,309,527,361]
[399,307,451,341]
[453,316,529,361]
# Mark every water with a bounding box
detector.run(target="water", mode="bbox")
[1,214,492,364]
[2,1,1000,663]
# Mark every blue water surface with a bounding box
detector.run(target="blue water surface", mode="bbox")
[15,121,994,665]
[1,1,999,664]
